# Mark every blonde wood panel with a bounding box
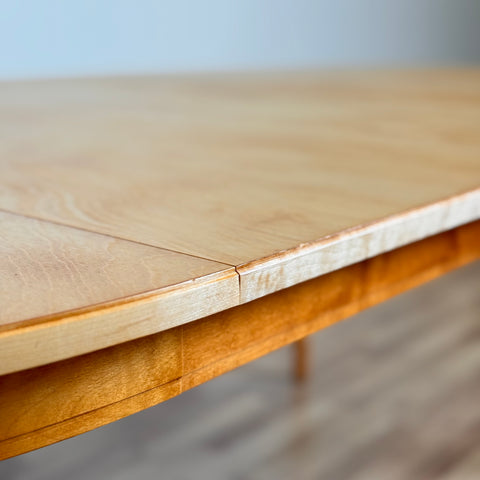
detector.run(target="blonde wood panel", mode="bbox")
[0,211,238,374]
[1,220,478,460]
[0,71,479,373]
[0,71,478,273]
[183,222,480,389]
[238,189,480,301]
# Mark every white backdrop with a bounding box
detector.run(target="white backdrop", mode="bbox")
[1,0,479,79]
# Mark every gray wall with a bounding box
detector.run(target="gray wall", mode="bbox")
[1,0,479,79]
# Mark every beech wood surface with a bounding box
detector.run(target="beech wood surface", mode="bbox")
[0,71,479,373]
[1,72,479,270]
[0,210,238,375]
[0,210,237,329]
[6,263,480,479]
[0,221,478,460]
[1,71,479,269]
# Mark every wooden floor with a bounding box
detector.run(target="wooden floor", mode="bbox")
[1,262,479,480]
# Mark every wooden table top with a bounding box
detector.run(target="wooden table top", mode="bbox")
[1,70,479,375]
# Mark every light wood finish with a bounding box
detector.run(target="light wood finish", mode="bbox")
[0,71,479,372]
[238,189,479,301]
[0,72,479,459]
[3,262,479,480]
[1,71,479,281]
[181,222,479,392]
[1,221,478,460]
[0,210,238,374]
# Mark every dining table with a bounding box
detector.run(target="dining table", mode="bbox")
[0,70,479,460]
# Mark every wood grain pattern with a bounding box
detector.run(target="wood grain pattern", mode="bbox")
[182,222,480,391]
[0,211,238,374]
[238,189,479,301]
[1,221,478,460]
[0,328,182,442]
[0,71,479,299]
[4,261,479,480]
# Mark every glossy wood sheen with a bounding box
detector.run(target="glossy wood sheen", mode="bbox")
[1,221,478,460]
[0,72,479,369]
[0,210,237,328]
[1,71,479,284]
[0,211,238,374]
[7,262,479,480]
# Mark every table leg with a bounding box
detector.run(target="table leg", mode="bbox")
[293,338,309,382]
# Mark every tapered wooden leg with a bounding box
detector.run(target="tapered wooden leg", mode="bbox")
[293,337,309,382]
